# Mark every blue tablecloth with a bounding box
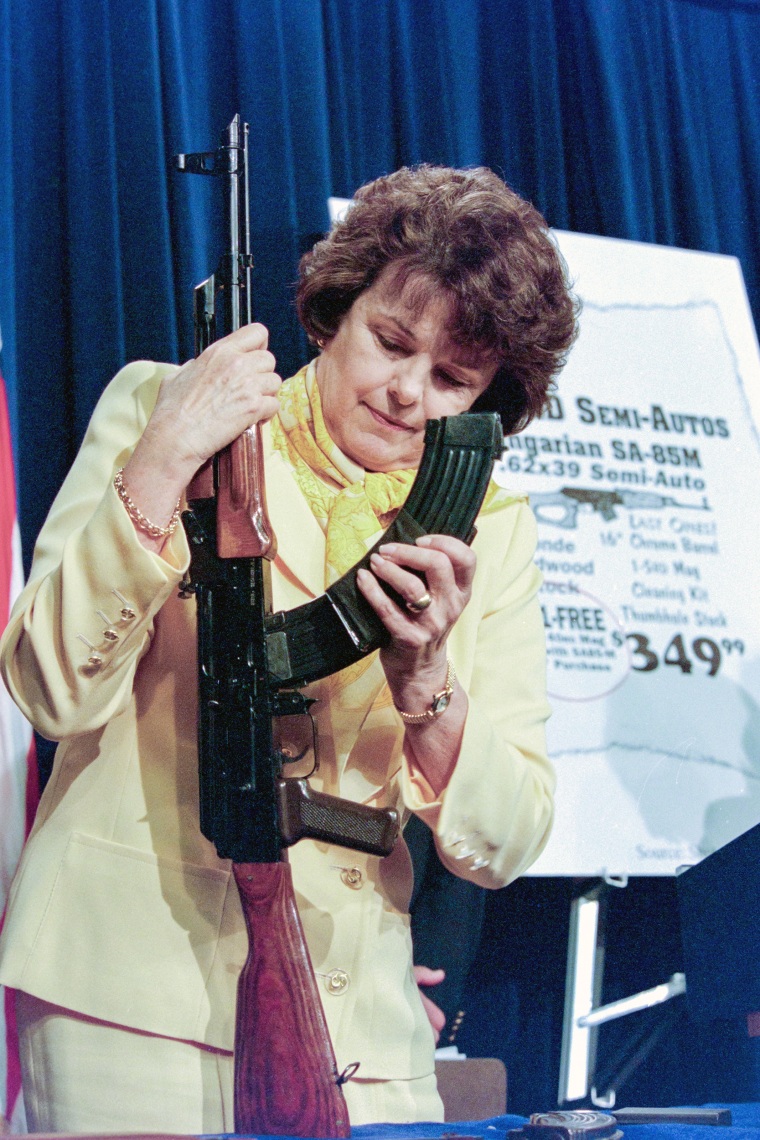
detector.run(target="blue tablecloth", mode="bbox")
[192,1105,760,1140]
[349,1105,760,1140]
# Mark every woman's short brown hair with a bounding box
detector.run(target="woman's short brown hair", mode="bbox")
[297,165,579,434]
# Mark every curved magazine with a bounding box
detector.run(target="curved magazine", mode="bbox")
[263,411,504,687]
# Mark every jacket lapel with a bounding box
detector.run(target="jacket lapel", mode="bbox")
[262,422,400,801]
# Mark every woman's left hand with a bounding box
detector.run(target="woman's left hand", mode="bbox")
[356,533,475,712]
[413,966,447,1044]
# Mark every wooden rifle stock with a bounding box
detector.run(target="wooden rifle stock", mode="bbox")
[233,862,350,1136]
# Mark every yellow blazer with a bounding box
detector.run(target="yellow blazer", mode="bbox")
[0,361,553,1081]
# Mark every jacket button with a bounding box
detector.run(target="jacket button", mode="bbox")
[340,867,363,889]
[112,589,136,620]
[324,969,350,995]
[76,634,103,669]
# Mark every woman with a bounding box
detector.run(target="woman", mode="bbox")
[0,165,577,1133]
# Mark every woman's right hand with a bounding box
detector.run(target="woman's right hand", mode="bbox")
[120,324,281,552]
[140,322,281,484]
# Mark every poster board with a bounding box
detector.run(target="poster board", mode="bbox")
[496,232,760,876]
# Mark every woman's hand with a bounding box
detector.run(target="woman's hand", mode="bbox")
[356,534,476,793]
[140,323,281,484]
[120,324,281,553]
[356,533,475,700]
[413,965,447,1045]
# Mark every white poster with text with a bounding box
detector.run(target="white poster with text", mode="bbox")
[496,232,760,876]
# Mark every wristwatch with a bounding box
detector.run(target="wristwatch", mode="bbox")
[396,660,456,725]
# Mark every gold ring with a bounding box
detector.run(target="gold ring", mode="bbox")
[406,590,433,614]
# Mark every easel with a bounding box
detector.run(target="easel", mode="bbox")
[559,822,760,1107]
[557,875,686,1108]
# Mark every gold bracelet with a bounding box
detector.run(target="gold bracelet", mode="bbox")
[113,468,181,541]
[395,660,456,725]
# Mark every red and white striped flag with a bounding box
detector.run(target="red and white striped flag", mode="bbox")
[0,327,38,1131]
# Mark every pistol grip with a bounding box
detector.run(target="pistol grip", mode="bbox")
[277,778,399,857]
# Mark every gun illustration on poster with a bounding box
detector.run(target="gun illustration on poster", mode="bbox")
[528,487,711,529]
[493,232,760,877]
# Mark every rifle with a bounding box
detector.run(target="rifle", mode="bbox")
[530,486,711,529]
[175,115,503,1137]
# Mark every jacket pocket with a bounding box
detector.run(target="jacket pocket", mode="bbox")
[18,831,245,1048]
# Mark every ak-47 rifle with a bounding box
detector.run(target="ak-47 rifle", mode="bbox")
[175,115,504,1138]
[529,486,711,529]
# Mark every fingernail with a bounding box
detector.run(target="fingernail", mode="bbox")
[370,552,384,565]
[416,535,432,546]
[377,544,395,555]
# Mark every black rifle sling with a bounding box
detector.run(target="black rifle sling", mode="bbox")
[264,412,504,688]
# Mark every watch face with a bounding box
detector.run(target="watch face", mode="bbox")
[432,690,452,716]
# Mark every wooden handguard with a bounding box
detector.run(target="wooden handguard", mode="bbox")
[217,425,276,559]
[233,862,350,1138]
[186,425,275,558]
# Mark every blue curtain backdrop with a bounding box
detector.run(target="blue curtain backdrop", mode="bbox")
[2,0,760,1113]
[2,0,760,562]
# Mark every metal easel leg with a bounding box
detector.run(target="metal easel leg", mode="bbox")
[557,876,686,1108]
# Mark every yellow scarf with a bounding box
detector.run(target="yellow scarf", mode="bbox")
[271,361,414,585]
[271,360,521,589]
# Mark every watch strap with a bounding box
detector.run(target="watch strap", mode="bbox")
[396,660,456,725]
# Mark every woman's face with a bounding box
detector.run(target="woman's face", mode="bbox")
[315,271,497,473]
